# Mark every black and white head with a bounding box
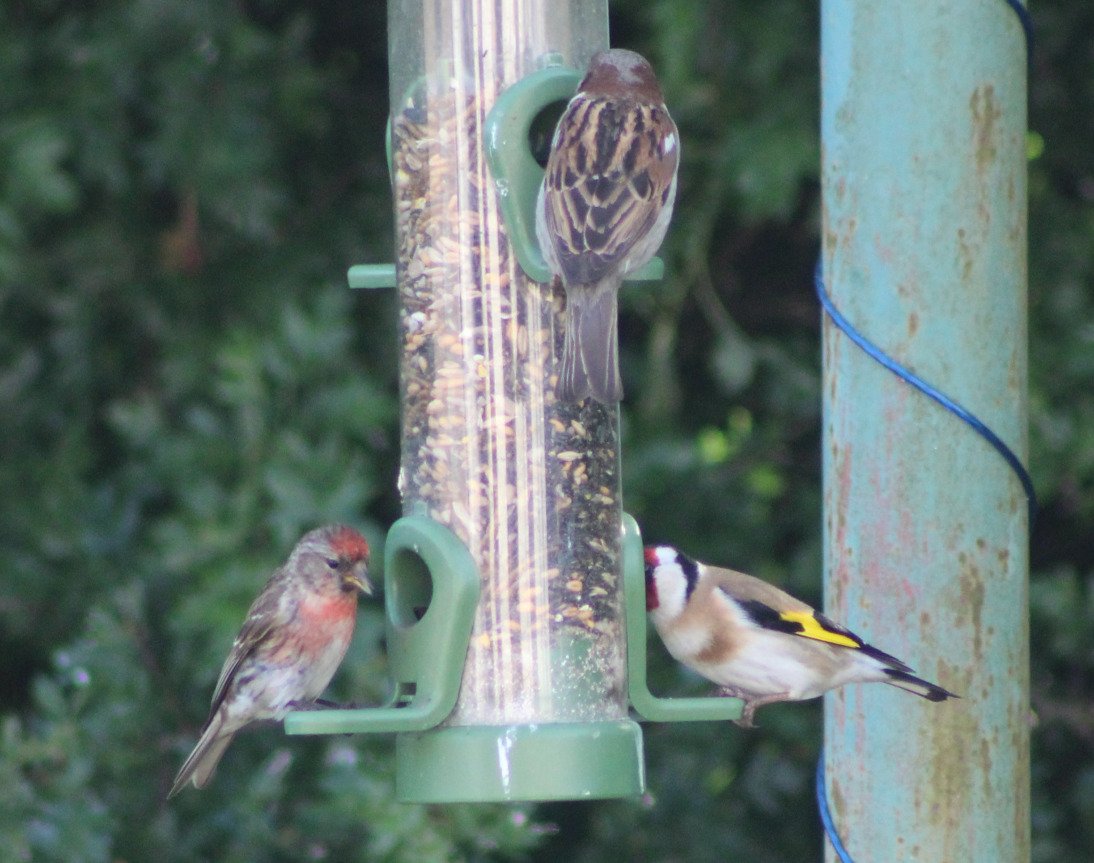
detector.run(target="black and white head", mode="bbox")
[643,545,699,622]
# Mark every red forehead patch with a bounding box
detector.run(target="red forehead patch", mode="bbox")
[643,546,660,567]
[329,526,370,561]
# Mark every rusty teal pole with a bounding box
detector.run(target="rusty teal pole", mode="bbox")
[820,1,1029,861]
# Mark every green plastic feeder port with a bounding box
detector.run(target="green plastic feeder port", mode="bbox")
[284,514,480,736]
[622,514,744,723]
[342,61,664,292]
[286,513,644,802]
[482,64,664,286]
[394,512,743,802]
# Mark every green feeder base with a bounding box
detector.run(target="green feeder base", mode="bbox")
[395,720,645,802]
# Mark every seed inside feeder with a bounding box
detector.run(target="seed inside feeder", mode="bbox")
[392,86,625,724]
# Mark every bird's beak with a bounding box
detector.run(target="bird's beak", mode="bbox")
[343,561,373,596]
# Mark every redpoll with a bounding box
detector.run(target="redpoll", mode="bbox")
[169,525,371,797]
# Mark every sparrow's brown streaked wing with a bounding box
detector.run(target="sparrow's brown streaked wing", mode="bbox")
[543,97,678,286]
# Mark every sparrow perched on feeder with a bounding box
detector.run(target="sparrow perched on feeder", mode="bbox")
[169,525,371,798]
[536,48,679,404]
[644,545,957,727]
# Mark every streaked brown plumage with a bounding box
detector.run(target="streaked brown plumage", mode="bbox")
[168,525,371,798]
[536,48,679,404]
[644,545,957,727]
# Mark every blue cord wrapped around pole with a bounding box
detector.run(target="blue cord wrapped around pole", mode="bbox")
[819,1,1031,860]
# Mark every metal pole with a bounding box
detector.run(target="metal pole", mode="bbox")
[820,2,1029,860]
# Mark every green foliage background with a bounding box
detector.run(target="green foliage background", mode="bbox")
[1,1,1089,860]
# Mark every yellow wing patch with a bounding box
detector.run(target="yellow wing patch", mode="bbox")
[779,610,860,649]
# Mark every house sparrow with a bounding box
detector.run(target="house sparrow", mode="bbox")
[536,48,679,404]
[644,545,957,727]
[169,525,371,797]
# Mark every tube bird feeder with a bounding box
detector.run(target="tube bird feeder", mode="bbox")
[288,0,744,803]
[294,0,644,803]
[384,0,643,803]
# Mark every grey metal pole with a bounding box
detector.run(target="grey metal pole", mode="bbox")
[820,1,1030,860]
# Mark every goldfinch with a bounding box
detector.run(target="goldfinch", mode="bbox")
[644,545,957,726]
[536,48,679,404]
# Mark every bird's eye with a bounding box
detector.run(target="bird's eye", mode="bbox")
[326,558,340,570]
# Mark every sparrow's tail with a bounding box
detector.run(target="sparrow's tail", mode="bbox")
[560,282,621,404]
[882,668,959,702]
[167,712,236,798]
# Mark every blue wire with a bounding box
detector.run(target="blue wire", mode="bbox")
[814,262,1037,524]
[813,259,1037,859]
[1001,0,1035,70]
[816,749,854,863]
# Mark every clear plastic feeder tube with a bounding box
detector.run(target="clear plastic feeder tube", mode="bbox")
[388,0,617,726]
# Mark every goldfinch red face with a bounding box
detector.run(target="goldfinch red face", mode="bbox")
[643,545,694,622]
[535,48,679,404]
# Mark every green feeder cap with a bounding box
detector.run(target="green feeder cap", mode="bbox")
[396,721,644,803]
